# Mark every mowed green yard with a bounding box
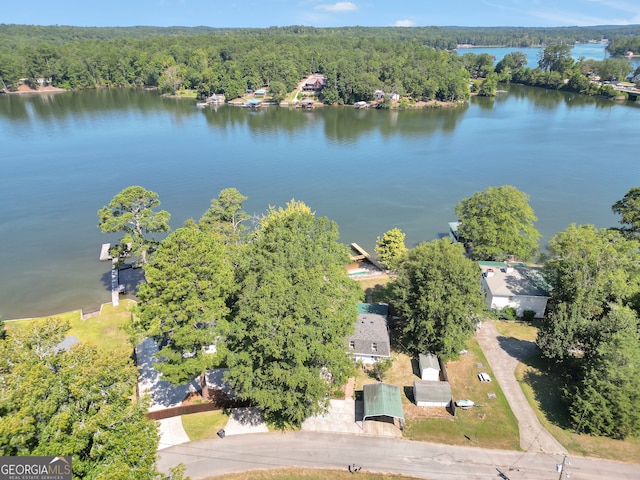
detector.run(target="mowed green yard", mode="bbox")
[5,300,134,355]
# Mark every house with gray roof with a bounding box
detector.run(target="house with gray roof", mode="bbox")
[348,303,391,364]
[479,262,551,318]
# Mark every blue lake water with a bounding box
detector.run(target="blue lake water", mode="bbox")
[457,43,640,70]
[0,85,639,319]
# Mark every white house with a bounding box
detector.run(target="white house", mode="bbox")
[348,303,391,364]
[479,262,551,318]
[418,353,441,381]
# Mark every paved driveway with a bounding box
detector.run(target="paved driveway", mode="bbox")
[301,399,401,437]
[475,321,568,455]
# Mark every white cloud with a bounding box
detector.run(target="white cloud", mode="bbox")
[393,19,416,27]
[314,2,358,12]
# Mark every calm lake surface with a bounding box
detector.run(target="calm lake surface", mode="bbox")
[458,43,640,70]
[1,85,639,319]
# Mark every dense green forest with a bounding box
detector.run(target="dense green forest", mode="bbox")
[1,24,639,104]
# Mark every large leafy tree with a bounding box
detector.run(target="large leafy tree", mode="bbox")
[544,224,640,319]
[568,307,640,439]
[536,302,584,365]
[375,227,408,270]
[455,185,540,261]
[98,185,171,265]
[391,238,485,360]
[612,186,640,239]
[538,45,574,73]
[220,200,360,427]
[199,187,251,245]
[0,318,160,478]
[135,225,235,392]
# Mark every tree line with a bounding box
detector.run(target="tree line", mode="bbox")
[464,44,639,99]
[2,25,640,104]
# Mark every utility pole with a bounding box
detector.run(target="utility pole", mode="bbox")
[556,455,568,479]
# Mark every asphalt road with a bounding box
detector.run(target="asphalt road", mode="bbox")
[157,431,639,479]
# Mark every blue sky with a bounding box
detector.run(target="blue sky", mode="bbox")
[2,0,639,28]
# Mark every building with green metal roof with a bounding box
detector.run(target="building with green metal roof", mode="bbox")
[362,383,404,431]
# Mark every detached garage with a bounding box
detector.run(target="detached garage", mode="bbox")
[413,381,452,408]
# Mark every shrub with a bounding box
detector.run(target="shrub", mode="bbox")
[499,306,517,320]
[522,309,536,322]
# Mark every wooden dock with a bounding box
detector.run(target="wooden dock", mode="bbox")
[111,268,121,306]
[350,242,370,261]
[350,243,385,271]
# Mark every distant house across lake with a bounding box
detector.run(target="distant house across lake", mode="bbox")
[302,74,326,92]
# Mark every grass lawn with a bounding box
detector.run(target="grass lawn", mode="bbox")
[356,275,392,303]
[403,338,520,450]
[492,319,539,342]
[181,410,229,442]
[5,300,134,355]
[203,468,420,480]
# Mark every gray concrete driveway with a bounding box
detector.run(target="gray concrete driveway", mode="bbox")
[301,399,401,437]
[475,321,568,455]
[157,431,638,480]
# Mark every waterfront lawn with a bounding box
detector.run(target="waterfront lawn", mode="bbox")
[181,410,229,442]
[5,300,133,354]
[357,275,392,303]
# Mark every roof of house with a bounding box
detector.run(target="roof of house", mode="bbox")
[413,381,452,403]
[349,303,390,358]
[419,353,440,372]
[479,262,551,298]
[363,383,404,421]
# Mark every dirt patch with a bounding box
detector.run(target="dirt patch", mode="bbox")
[8,84,67,94]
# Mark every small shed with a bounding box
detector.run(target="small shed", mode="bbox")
[363,383,404,430]
[413,381,452,407]
[419,353,441,381]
